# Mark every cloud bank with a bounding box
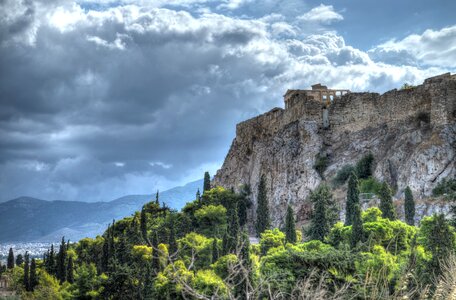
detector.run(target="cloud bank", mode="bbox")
[0,0,454,202]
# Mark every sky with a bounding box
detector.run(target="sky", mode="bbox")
[0,0,455,202]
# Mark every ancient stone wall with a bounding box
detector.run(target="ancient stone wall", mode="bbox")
[214,73,456,230]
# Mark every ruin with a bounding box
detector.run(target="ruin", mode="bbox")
[284,84,350,109]
[214,73,456,229]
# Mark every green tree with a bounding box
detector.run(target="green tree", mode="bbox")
[285,205,297,243]
[255,174,271,237]
[15,254,24,266]
[140,207,148,244]
[56,237,67,283]
[169,218,178,255]
[151,233,160,275]
[355,153,374,179]
[379,182,396,220]
[222,231,229,256]
[194,204,227,237]
[30,258,37,291]
[236,231,252,299]
[7,247,14,269]
[238,184,252,227]
[23,251,30,292]
[420,214,455,278]
[404,186,415,226]
[350,204,364,249]
[155,190,160,205]
[308,184,338,241]
[67,256,74,284]
[345,172,360,226]
[203,172,211,192]
[226,205,240,254]
[211,238,219,264]
[46,244,56,275]
[74,263,103,299]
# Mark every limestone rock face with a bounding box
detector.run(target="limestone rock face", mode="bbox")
[213,73,456,230]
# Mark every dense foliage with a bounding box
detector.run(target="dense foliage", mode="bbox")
[3,172,456,300]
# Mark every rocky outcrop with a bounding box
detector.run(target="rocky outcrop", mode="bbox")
[214,73,456,230]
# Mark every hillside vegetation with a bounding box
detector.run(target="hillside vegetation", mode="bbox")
[1,172,456,299]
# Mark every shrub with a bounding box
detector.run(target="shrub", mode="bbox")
[211,254,238,279]
[260,229,285,256]
[332,153,375,186]
[260,241,356,295]
[328,208,416,254]
[359,177,383,195]
[355,153,375,179]
[194,269,228,298]
[432,178,456,201]
[332,165,355,186]
[194,205,227,237]
[314,153,329,179]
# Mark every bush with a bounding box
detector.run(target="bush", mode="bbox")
[260,241,356,294]
[332,165,355,186]
[432,178,456,201]
[355,153,375,179]
[194,205,227,237]
[314,153,329,179]
[260,229,285,256]
[359,177,383,195]
[194,269,228,298]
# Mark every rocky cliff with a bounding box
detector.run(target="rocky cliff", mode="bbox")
[213,73,456,229]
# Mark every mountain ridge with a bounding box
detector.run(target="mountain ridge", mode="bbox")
[0,179,203,242]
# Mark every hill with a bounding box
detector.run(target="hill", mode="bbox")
[0,179,202,242]
[214,73,455,229]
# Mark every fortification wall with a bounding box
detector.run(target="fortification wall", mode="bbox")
[235,73,455,146]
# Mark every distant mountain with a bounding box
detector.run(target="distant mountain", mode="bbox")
[0,179,202,243]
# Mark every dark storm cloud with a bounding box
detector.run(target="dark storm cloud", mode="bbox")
[0,2,288,201]
[0,1,452,202]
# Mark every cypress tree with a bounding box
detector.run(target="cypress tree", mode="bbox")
[117,236,129,265]
[345,172,360,226]
[67,256,74,284]
[221,231,229,256]
[404,186,415,226]
[151,233,160,275]
[308,184,337,241]
[203,172,211,192]
[155,190,159,205]
[226,205,240,254]
[140,207,148,243]
[285,205,297,243]
[196,189,201,202]
[211,238,219,264]
[350,204,364,249]
[30,258,37,291]
[7,248,14,269]
[47,244,55,275]
[255,174,271,237]
[16,254,24,266]
[23,252,30,292]
[379,182,396,220]
[238,184,252,227]
[57,236,67,283]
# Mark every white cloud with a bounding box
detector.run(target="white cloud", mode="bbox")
[297,4,343,24]
[0,0,452,202]
[369,25,456,68]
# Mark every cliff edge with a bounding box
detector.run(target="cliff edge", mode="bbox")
[214,73,456,229]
